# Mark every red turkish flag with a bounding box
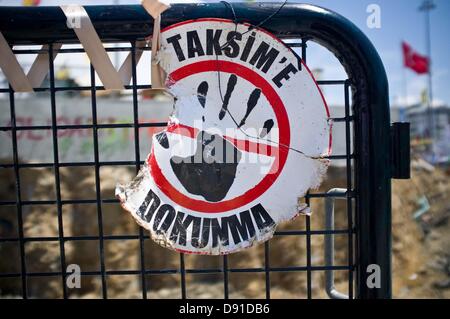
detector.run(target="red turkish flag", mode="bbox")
[402,42,429,75]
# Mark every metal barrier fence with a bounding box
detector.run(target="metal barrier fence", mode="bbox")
[0,3,409,299]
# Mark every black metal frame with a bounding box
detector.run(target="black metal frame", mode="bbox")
[0,3,394,299]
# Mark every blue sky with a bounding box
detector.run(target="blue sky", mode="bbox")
[310,0,450,107]
[1,0,449,107]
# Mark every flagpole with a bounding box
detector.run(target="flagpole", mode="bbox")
[419,0,435,145]
[402,54,408,106]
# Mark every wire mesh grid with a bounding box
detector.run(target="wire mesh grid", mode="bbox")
[0,38,356,299]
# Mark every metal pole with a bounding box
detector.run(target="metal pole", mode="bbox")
[420,0,435,149]
[402,57,408,106]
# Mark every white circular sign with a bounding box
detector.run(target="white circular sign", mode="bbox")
[117,19,331,255]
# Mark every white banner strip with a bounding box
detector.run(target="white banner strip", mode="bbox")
[142,0,170,89]
[150,14,166,89]
[0,31,33,92]
[118,40,148,85]
[27,43,62,89]
[61,5,124,90]
[142,0,171,18]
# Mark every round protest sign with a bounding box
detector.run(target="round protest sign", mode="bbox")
[116,19,331,255]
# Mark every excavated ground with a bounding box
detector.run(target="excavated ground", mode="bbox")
[0,161,449,298]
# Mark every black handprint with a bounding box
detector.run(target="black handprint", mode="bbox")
[170,130,241,202]
[156,74,274,202]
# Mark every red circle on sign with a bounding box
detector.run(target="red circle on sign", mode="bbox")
[148,60,291,213]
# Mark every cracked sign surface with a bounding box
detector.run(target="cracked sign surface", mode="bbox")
[116,19,332,255]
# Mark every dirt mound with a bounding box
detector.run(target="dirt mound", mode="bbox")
[1,161,449,298]
[391,163,450,298]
